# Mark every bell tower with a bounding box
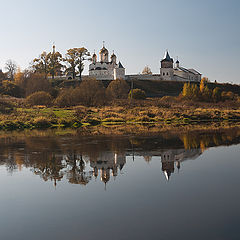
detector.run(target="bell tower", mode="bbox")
[160,50,174,81]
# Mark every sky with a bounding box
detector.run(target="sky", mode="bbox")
[0,0,239,83]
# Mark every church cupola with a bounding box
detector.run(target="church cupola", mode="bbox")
[176,59,179,68]
[99,42,109,63]
[111,51,117,65]
[92,51,97,64]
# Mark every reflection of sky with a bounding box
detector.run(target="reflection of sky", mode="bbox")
[0,144,239,239]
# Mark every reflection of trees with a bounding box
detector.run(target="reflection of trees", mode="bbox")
[0,127,240,186]
[33,154,64,186]
[64,153,92,185]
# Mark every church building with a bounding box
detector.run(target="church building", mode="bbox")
[89,44,126,80]
[160,51,201,82]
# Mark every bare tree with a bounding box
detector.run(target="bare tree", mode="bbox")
[5,60,17,81]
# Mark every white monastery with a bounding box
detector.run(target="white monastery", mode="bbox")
[89,43,125,80]
[89,44,201,82]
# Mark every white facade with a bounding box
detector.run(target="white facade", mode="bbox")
[160,51,201,82]
[89,45,125,80]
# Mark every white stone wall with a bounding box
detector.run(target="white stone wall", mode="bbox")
[89,62,117,80]
[114,68,125,80]
[160,68,174,81]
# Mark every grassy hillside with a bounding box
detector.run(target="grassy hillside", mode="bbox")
[125,80,240,98]
[52,78,240,98]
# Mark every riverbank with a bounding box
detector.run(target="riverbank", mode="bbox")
[0,103,240,132]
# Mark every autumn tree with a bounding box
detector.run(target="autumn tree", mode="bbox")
[201,85,212,101]
[78,78,106,106]
[5,59,17,81]
[142,66,152,75]
[32,51,49,79]
[48,46,63,80]
[75,48,90,81]
[64,48,84,80]
[212,87,221,102]
[25,73,51,96]
[182,83,199,100]
[200,78,205,93]
[0,69,5,80]
[106,79,130,99]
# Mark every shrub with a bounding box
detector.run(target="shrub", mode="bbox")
[128,89,146,100]
[106,78,129,99]
[78,78,107,106]
[0,98,14,113]
[54,88,75,107]
[25,73,51,96]
[33,117,51,128]
[212,87,222,102]
[0,80,22,97]
[26,91,52,106]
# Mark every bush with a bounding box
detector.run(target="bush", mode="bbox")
[128,89,146,100]
[106,79,130,99]
[54,88,75,107]
[25,73,51,96]
[33,117,51,128]
[0,80,23,97]
[26,91,52,106]
[78,78,107,106]
[0,98,14,113]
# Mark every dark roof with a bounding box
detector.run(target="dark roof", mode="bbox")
[176,60,179,63]
[162,51,173,62]
[118,61,124,68]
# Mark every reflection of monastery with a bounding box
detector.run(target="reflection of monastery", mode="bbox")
[0,142,202,186]
[79,148,202,185]
[89,152,126,185]
[88,43,202,82]
[160,148,202,180]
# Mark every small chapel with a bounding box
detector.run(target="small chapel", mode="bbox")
[89,43,125,80]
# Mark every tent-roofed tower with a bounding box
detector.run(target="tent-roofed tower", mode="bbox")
[160,50,174,80]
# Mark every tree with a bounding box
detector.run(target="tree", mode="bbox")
[5,60,17,81]
[200,78,205,93]
[75,48,90,81]
[106,79,130,99]
[0,70,6,81]
[78,78,106,106]
[212,87,221,102]
[48,48,63,80]
[25,73,51,96]
[64,48,80,80]
[128,89,146,100]
[142,66,152,75]
[32,51,49,79]
[202,85,212,101]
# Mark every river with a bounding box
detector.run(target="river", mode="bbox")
[0,128,239,240]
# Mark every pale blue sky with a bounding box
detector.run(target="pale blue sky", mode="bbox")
[0,0,239,83]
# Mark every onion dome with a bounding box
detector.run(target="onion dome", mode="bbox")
[99,46,109,54]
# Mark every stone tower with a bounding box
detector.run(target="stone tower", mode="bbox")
[160,51,174,81]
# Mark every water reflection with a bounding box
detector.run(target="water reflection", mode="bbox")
[0,127,240,187]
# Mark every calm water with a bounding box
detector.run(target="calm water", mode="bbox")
[0,129,240,240]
